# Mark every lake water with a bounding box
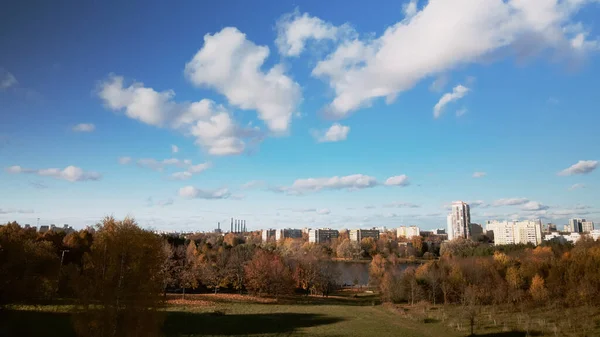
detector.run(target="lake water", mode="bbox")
[332,261,414,286]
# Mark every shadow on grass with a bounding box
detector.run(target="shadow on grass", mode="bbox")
[275,294,381,307]
[470,332,543,337]
[0,309,76,337]
[163,311,344,336]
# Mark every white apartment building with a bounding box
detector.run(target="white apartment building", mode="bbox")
[486,219,543,245]
[349,229,380,242]
[447,201,471,240]
[308,228,339,243]
[582,221,595,233]
[396,226,420,239]
[275,228,303,241]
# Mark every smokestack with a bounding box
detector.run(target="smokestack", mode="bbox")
[218,222,220,231]
[243,220,246,232]
[231,218,233,233]
[236,219,239,233]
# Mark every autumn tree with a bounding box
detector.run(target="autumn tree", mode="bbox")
[244,249,294,297]
[179,241,199,299]
[0,222,57,305]
[71,217,165,337]
[226,244,254,293]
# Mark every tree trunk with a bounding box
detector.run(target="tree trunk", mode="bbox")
[182,287,186,300]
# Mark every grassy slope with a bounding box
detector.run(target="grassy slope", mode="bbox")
[0,293,458,337]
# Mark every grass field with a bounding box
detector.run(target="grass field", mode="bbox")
[1,292,595,336]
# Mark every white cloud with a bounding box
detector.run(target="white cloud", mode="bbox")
[276,11,341,57]
[493,198,530,206]
[0,69,17,90]
[98,74,258,155]
[317,208,331,215]
[569,183,585,190]
[521,201,550,211]
[5,165,101,182]
[434,85,469,118]
[468,200,489,208]
[72,123,95,132]
[311,0,598,118]
[281,174,378,194]
[429,74,449,92]
[171,145,179,154]
[472,171,486,178]
[383,201,420,208]
[456,108,467,117]
[170,172,193,180]
[384,174,410,186]
[403,0,419,19]
[170,162,211,180]
[118,157,132,165]
[558,160,598,176]
[184,27,301,133]
[313,123,350,142]
[0,208,34,214]
[179,186,230,199]
[241,180,266,189]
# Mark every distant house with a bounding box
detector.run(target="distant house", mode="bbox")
[308,228,339,243]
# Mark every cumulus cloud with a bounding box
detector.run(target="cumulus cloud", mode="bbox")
[72,123,95,132]
[558,160,598,176]
[384,175,410,186]
[171,145,179,154]
[569,183,585,190]
[0,69,17,90]
[179,186,230,199]
[434,85,469,118]
[184,27,301,133]
[276,10,342,57]
[279,174,378,194]
[118,157,132,165]
[313,123,350,142]
[5,165,101,182]
[310,1,598,118]
[493,198,529,206]
[383,201,420,208]
[521,201,550,211]
[98,75,260,155]
[402,0,419,19]
[472,171,486,178]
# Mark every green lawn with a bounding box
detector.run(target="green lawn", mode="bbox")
[0,293,460,337]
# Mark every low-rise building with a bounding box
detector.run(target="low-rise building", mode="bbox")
[397,226,420,239]
[275,228,303,241]
[349,229,380,242]
[308,228,339,243]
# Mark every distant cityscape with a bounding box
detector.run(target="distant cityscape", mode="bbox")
[22,201,597,246]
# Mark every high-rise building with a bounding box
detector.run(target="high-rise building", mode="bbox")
[569,218,585,233]
[349,229,380,242]
[447,201,471,240]
[308,228,339,243]
[486,220,543,245]
[396,226,420,239]
[582,221,595,233]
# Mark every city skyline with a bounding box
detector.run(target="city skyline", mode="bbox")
[1,1,600,231]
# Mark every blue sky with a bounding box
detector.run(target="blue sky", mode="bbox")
[1,0,599,232]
